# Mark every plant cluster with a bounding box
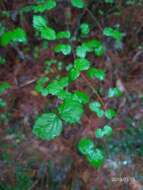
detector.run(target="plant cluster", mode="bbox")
[0,0,124,168]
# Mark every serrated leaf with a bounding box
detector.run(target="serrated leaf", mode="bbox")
[108,87,122,98]
[89,101,101,110]
[73,90,89,104]
[103,27,124,41]
[86,148,104,168]
[0,56,6,65]
[80,23,90,35]
[35,76,49,96]
[87,68,105,81]
[95,128,104,138]
[0,98,6,108]
[56,90,73,100]
[34,0,56,13]
[95,125,112,138]
[47,77,69,96]
[54,44,71,55]
[41,26,56,40]
[78,137,94,155]
[102,125,113,136]
[33,15,47,31]
[58,99,83,123]
[89,101,104,118]
[0,82,11,94]
[76,45,87,58]
[71,0,85,8]
[74,58,90,71]
[68,68,80,81]
[105,108,117,119]
[32,113,63,140]
[0,28,27,46]
[56,31,71,39]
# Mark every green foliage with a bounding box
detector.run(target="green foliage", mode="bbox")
[74,58,90,71]
[33,0,56,13]
[0,56,6,65]
[47,77,69,96]
[33,15,56,40]
[80,23,90,35]
[69,68,80,81]
[58,99,83,123]
[0,98,6,108]
[41,26,56,40]
[76,45,87,58]
[87,67,106,81]
[104,0,114,3]
[74,90,89,104]
[89,101,104,118]
[0,82,11,94]
[103,27,124,41]
[108,87,122,97]
[78,137,105,168]
[83,39,105,56]
[95,125,112,138]
[33,15,47,30]
[56,31,71,39]
[2,1,124,168]
[86,148,104,168]
[35,76,49,96]
[105,108,117,119]
[0,28,27,46]
[78,137,94,155]
[54,44,72,55]
[33,113,63,140]
[71,0,86,8]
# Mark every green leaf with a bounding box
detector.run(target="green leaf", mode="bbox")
[47,77,69,96]
[95,128,104,138]
[35,76,49,96]
[41,26,56,40]
[83,39,105,55]
[104,0,114,3]
[56,90,73,100]
[108,87,122,98]
[56,31,71,39]
[33,15,47,31]
[0,98,6,108]
[80,23,90,35]
[0,56,6,65]
[76,45,87,58]
[54,44,72,55]
[74,58,90,71]
[103,27,124,41]
[95,125,112,138]
[86,148,104,168]
[89,101,101,110]
[71,0,85,8]
[102,125,113,136]
[68,68,80,81]
[58,99,83,123]
[73,90,89,104]
[0,28,27,46]
[87,68,106,81]
[94,43,105,56]
[105,108,117,119]
[78,137,94,155]
[34,0,56,13]
[89,101,104,118]
[32,113,63,140]
[0,82,11,94]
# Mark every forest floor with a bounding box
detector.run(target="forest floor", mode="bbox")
[0,1,143,190]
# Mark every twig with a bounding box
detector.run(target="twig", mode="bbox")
[80,72,104,105]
